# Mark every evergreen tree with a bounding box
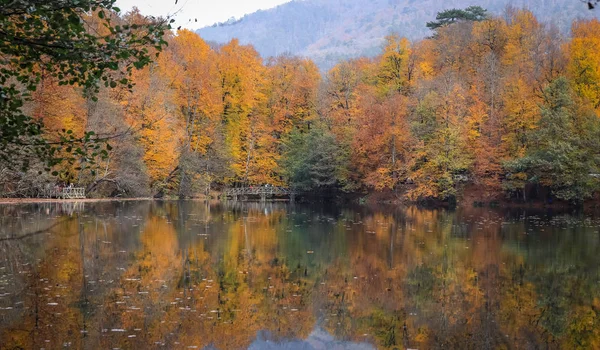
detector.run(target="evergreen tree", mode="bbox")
[426,6,488,30]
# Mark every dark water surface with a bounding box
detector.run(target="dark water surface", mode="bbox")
[1,201,600,349]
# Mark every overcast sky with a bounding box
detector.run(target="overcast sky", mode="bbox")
[115,0,290,29]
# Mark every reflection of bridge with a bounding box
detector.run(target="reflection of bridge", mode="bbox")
[221,186,295,202]
[43,187,86,199]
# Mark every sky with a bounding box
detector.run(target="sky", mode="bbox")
[115,0,291,29]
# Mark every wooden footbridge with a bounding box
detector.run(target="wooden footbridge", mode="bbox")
[221,186,296,202]
[43,187,86,199]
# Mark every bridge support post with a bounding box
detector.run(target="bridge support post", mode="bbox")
[290,193,295,202]
[260,193,266,202]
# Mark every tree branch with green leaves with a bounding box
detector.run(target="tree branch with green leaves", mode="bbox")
[0,0,171,173]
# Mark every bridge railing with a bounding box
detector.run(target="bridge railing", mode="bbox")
[42,186,86,199]
[62,187,86,199]
[222,186,295,200]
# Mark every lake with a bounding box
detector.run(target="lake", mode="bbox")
[1,201,599,349]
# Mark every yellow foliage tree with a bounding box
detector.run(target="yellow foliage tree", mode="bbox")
[218,39,267,184]
[569,19,600,112]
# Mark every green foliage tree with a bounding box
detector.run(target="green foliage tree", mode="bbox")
[0,0,169,171]
[426,6,488,30]
[411,127,472,201]
[408,89,472,202]
[504,77,600,202]
[280,125,347,191]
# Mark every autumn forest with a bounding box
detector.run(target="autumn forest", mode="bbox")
[4,3,600,349]
[2,6,600,204]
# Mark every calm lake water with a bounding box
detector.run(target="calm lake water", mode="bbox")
[1,201,599,349]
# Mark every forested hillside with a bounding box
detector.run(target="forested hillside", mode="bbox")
[196,0,598,69]
[2,6,600,203]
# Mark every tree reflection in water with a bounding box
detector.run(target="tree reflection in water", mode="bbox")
[1,201,599,349]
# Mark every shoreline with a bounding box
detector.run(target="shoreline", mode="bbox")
[0,197,155,205]
[1,186,600,211]
[0,196,598,210]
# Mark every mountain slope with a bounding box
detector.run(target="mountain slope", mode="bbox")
[196,0,598,69]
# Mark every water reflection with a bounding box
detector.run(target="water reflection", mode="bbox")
[1,201,599,349]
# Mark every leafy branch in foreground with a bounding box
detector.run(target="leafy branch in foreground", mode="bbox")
[585,0,600,9]
[0,0,171,172]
